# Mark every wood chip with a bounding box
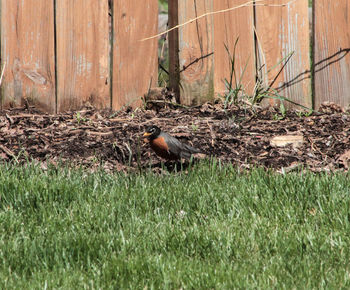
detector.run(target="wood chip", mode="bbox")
[86,130,114,137]
[270,135,304,149]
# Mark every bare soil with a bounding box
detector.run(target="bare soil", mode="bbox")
[1,102,350,173]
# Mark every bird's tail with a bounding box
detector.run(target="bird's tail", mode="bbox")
[182,144,202,154]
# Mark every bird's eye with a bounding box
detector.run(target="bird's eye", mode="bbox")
[150,128,155,132]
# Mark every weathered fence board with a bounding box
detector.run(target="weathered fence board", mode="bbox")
[1,0,56,112]
[112,1,158,110]
[255,0,311,108]
[213,1,255,97]
[177,0,215,105]
[56,0,110,112]
[314,0,350,109]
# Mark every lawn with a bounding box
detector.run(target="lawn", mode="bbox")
[1,161,350,289]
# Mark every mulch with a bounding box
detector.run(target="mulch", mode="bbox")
[1,101,350,173]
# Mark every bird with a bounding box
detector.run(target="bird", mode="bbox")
[143,125,201,161]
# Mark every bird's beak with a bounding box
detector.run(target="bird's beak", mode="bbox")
[143,132,151,137]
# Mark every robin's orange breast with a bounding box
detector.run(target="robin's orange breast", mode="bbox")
[150,136,179,160]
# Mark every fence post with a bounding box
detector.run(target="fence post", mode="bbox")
[314,0,350,109]
[112,1,158,110]
[1,0,56,112]
[255,0,311,108]
[56,0,110,112]
[169,0,180,103]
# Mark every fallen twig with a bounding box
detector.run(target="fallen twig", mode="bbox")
[0,144,16,159]
[87,131,114,137]
[141,0,297,41]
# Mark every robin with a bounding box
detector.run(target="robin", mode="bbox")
[143,125,201,160]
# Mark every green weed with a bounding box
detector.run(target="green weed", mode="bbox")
[222,38,250,109]
[222,39,314,116]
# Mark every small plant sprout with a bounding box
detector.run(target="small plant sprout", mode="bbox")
[75,112,82,124]
[191,123,199,131]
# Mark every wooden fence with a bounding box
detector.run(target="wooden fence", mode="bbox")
[0,0,349,113]
[0,0,158,113]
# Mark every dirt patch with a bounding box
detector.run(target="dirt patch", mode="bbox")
[1,102,350,173]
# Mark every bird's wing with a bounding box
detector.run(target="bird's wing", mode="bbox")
[162,132,201,159]
[161,132,183,156]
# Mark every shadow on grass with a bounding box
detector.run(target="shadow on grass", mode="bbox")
[149,158,202,173]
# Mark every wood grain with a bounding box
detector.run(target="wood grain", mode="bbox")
[314,0,350,109]
[56,0,110,112]
[112,1,158,110]
[255,0,311,108]
[213,0,255,97]
[178,0,215,105]
[1,0,55,112]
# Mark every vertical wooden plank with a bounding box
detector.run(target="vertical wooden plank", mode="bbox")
[213,1,255,97]
[1,0,55,112]
[314,1,350,109]
[178,0,215,105]
[56,0,110,112]
[255,0,311,108]
[169,0,180,102]
[112,1,158,110]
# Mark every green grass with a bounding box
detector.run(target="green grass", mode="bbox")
[1,161,350,289]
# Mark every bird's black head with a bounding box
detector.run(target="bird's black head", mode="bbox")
[143,125,161,139]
